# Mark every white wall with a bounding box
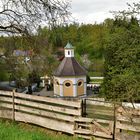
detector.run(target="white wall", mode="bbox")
[65,49,74,57]
[54,76,86,97]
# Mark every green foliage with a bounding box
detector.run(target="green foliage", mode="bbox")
[41,23,107,76]
[0,31,58,86]
[0,21,109,81]
[102,17,140,102]
[0,1,139,102]
[0,71,9,81]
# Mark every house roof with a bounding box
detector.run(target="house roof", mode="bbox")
[64,42,74,49]
[54,57,87,76]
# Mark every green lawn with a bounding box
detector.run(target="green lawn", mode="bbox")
[86,104,114,120]
[0,120,82,140]
[88,71,103,77]
[89,79,103,84]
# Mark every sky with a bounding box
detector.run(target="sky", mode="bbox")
[71,0,138,24]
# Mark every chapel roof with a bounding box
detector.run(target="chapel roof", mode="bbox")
[54,57,86,76]
[64,42,74,49]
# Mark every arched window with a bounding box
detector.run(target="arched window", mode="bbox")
[77,80,84,96]
[77,80,83,87]
[65,82,71,87]
[68,51,70,55]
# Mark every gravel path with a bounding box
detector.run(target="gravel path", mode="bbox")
[33,88,54,97]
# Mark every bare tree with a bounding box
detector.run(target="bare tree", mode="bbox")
[111,1,140,19]
[0,0,71,35]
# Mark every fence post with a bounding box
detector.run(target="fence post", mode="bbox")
[12,89,15,121]
[112,103,116,140]
[81,99,87,117]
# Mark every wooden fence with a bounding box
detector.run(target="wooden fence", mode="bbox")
[74,117,113,140]
[116,106,140,132]
[0,90,82,134]
[85,98,140,139]
[0,91,140,140]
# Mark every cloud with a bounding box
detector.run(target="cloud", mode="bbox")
[71,0,138,23]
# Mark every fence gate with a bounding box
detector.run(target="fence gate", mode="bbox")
[77,98,115,139]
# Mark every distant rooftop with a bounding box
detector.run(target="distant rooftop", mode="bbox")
[13,50,33,56]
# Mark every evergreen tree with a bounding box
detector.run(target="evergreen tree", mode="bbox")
[102,17,140,102]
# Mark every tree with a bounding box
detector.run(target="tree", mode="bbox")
[0,0,71,35]
[102,14,140,102]
[0,0,71,86]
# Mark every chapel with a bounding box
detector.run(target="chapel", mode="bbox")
[53,42,87,97]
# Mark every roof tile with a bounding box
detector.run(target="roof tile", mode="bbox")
[54,57,87,76]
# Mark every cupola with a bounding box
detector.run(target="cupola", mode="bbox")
[64,42,74,57]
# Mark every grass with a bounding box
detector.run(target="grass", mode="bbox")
[0,120,82,140]
[89,79,103,83]
[88,71,103,77]
[86,104,114,121]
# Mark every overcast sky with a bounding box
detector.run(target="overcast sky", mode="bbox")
[71,0,138,24]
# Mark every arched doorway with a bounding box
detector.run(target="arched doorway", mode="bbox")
[63,80,73,96]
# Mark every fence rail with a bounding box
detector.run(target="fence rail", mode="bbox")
[0,90,140,140]
[85,98,140,139]
[116,106,140,132]
[0,90,82,134]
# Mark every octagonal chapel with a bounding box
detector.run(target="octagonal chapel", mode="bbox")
[53,42,87,97]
